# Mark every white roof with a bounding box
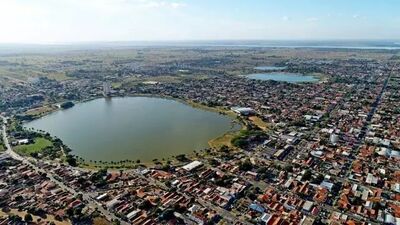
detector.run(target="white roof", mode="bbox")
[17,139,29,144]
[188,204,200,213]
[127,209,141,220]
[96,193,108,200]
[232,107,254,112]
[232,107,255,114]
[261,213,272,223]
[311,150,323,158]
[393,183,400,193]
[320,181,334,191]
[391,150,400,158]
[302,201,313,211]
[366,173,378,184]
[182,160,203,171]
[203,187,212,194]
[106,198,121,208]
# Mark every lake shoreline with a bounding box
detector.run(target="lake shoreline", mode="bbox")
[22,95,245,166]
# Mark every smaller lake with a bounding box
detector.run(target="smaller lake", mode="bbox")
[254,66,287,71]
[246,72,319,83]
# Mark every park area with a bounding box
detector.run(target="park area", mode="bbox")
[14,137,53,155]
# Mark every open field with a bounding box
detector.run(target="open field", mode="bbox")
[248,116,269,131]
[25,105,57,116]
[311,72,330,83]
[185,100,238,118]
[92,217,111,225]
[0,208,71,225]
[14,137,53,155]
[45,72,71,81]
[208,131,239,149]
[1,47,396,85]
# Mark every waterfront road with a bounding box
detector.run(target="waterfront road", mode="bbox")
[1,115,128,225]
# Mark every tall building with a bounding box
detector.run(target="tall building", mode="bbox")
[330,133,339,145]
[103,81,111,97]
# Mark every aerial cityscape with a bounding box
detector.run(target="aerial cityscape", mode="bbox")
[1,1,400,225]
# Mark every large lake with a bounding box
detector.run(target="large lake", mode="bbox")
[246,72,319,83]
[25,97,238,162]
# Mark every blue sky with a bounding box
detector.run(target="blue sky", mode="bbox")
[0,0,399,43]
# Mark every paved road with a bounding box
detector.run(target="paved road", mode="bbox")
[197,198,253,225]
[1,115,128,225]
[238,70,395,225]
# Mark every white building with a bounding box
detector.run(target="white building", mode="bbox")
[182,160,203,171]
[330,133,339,145]
[231,107,255,116]
[103,81,112,97]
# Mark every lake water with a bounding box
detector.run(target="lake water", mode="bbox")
[25,97,238,162]
[246,72,319,83]
[254,66,287,71]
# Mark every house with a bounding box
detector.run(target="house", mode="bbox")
[232,107,256,116]
[302,201,314,212]
[182,161,203,172]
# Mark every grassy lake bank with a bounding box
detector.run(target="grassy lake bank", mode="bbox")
[24,96,242,164]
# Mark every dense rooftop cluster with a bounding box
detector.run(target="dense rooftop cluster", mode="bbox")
[0,47,399,224]
[0,155,105,225]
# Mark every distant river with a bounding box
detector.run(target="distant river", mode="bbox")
[25,97,239,162]
[246,72,319,83]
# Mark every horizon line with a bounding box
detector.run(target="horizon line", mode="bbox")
[1,39,400,46]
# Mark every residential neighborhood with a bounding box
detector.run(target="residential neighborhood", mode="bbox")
[0,46,399,225]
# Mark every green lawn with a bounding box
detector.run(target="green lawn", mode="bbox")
[0,138,4,152]
[14,137,53,155]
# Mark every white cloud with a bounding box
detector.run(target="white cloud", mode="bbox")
[0,0,189,43]
[141,1,186,9]
[170,2,186,9]
[306,17,319,22]
[0,0,397,43]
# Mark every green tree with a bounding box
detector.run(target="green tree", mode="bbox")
[24,213,33,222]
[232,138,247,148]
[112,220,121,225]
[283,165,293,172]
[9,215,22,223]
[175,154,187,162]
[302,169,312,181]
[66,155,77,166]
[220,145,230,153]
[311,174,324,184]
[239,159,253,171]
